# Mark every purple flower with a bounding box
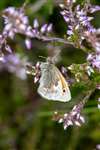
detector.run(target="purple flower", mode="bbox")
[25,26,34,37]
[40,24,48,33]
[2,6,53,50]
[25,38,32,49]
[47,24,52,32]
[67,29,73,35]
[5,45,12,53]
[40,23,52,34]
[84,28,100,57]
[89,5,100,13]
[92,55,100,69]
[33,19,39,29]
[59,1,100,46]
[96,84,100,90]
[87,53,100,71]
[53,101,85,130]
[96,144,100,150]
[95,42,100,53]
[0,54,28,80]
[3,7,29,38]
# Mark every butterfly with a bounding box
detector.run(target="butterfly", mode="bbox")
[37,59,71,102]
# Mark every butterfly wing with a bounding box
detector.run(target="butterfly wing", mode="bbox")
[38,62,71,102]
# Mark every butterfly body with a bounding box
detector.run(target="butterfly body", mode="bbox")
[38,61,71,102]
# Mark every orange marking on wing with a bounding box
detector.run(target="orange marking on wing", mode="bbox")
[44,84,55,93]
[57,70,68,93]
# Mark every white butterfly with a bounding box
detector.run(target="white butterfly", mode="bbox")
[38,61,71,102]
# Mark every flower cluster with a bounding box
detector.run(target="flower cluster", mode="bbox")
[2,6,52,50]
[53,101,85,130]
[60,1,100,47]
[86,29,100,71]
[87,53,100,71]
[0,53,27,80]
[0,5,53,78]
[3,7,29,38]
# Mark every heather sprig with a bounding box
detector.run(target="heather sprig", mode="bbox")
[86,29,100,71]
[53,90,93,129]
[2,6,53,50]
[0,53,28,80]
[60,0,100,49]
[53,102,85,130]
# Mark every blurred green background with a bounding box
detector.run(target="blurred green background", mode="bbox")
[0,0,100,150]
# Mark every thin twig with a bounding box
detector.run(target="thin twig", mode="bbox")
[35,35,74,45]
[80,89,95,109]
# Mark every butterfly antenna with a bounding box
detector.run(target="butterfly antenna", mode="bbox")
[38,56,47,60]
[38,56,52,63]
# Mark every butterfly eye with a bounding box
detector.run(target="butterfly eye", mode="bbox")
[63,88,66,93]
